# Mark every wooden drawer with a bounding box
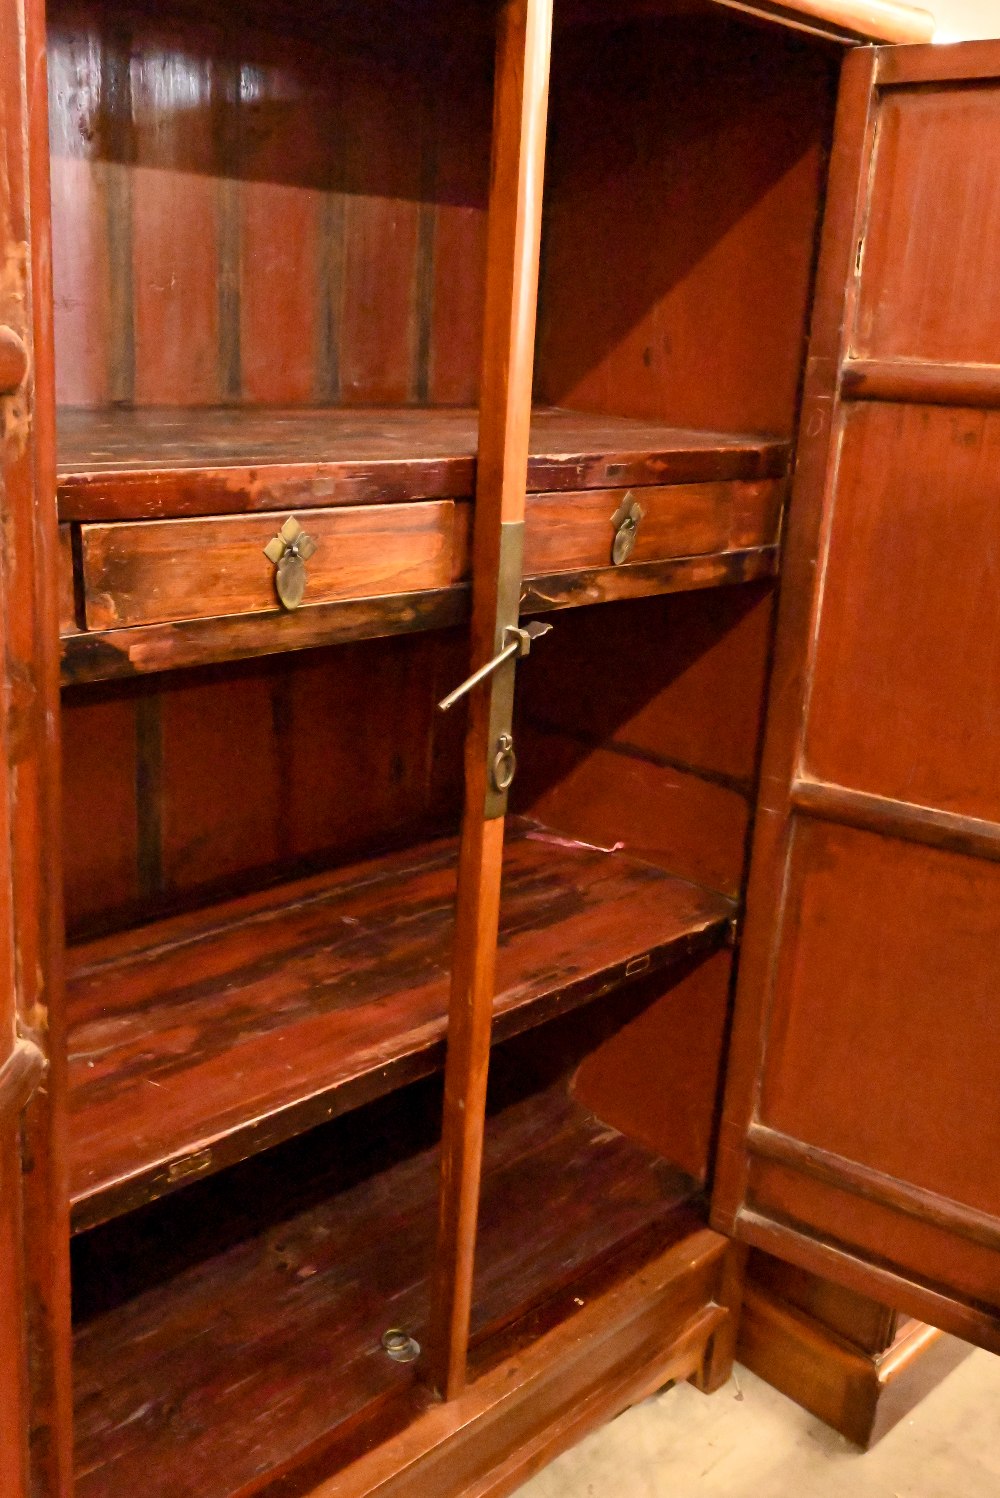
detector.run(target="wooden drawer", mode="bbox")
[523,479,784,576]
[78,501,470,630]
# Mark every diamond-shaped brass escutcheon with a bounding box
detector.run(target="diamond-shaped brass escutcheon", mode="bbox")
[610,493,644,566]
[264,516,318,611]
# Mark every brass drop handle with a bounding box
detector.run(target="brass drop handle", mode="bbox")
[611,493,644,566]
[264,516,317,611]
[437,621,552,712]
[0,327,29,397]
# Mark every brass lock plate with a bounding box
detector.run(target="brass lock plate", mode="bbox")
[611,493,644,566]
[264,516,317,611]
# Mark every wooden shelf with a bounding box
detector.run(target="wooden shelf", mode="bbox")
[72,1078,705,1498]
[57,405,788,521]
[58,405,785,684]
[66,818,732,1232]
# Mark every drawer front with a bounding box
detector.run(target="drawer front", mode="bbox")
[80,501,470,630]
[523,480,784,576]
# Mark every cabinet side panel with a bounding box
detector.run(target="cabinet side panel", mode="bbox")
[1,0,74,1487]
[536,15,836,436]
[514,585,774,899]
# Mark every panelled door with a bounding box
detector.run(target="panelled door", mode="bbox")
[0,0,74,1491]
[713,39,1000,1354]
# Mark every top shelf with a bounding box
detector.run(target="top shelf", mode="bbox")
[56,405,788,522]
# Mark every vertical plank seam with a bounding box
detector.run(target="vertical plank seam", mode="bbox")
[215,52,242,403]
[412,85,439,405]
[316,69,346,403]
[102,23,135,405]
[135,692,163,900]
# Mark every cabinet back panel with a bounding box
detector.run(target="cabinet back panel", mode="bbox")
[536,14,836,437]
[47,0,492,407]
[571,950,734,1185]
[61,629,467,939]
[513,584,775,900]
[512,588,774,1184]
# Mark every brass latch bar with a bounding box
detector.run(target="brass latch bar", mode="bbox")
[437,621,551,712]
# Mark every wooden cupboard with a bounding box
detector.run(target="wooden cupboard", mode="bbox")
[1,0,998,1492]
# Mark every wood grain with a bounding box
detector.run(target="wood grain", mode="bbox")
[748,1117,1000,1254]
[747,1248,898,1355]
[1,0,75,1488]
[0,326,28,394]
[841,358,1000,407]
[733,1208,1000,1358]
[852,81,1000,366]
[514,584,775,898]
[801,403,1000,824]
[55,405,789,521]
[737,1278,969,1449]
[300,1226,728,1498]
[65,817,732,1229]
[713,42,1000,1354]
[45,0,495,411]
[572,951,736,1185]
[61,587,471,685]
[61,693,140,929]
[536,15,835,439]
[79,500,468,629]
[72,1079,706,1498]
[523,480,783,574]
[60,632,468,943]
[520,545,779,613]
[429,0,553,1399]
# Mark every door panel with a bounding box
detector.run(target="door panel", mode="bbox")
[713,40,1000,1353]
[761,820,1000,1211]
[803,404,1000,820]
[855,83,1000,363]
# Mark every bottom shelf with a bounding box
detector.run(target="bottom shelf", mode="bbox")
[72,1077,703,1498]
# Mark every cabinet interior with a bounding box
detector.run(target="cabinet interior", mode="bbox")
[50,0,841,1491]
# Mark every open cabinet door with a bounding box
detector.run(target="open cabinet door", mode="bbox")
[713,39,1000,1355]
[0,0,73,1492]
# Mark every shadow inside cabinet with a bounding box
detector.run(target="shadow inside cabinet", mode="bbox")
[72,1000,713,1498]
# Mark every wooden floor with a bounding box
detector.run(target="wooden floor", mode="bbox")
[72,1078,703,1498]
[66,817,732,1230]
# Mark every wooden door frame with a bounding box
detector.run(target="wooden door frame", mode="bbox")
[0,0,74,1490]
[428,0,553,1399]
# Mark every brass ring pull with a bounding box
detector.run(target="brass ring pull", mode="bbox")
[264,517,318,611]
[611,493,644,566]
[382,1328,420,1363]
[492,732,517,792]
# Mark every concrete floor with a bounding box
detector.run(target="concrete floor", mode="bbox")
[515,1349,1000,1497]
